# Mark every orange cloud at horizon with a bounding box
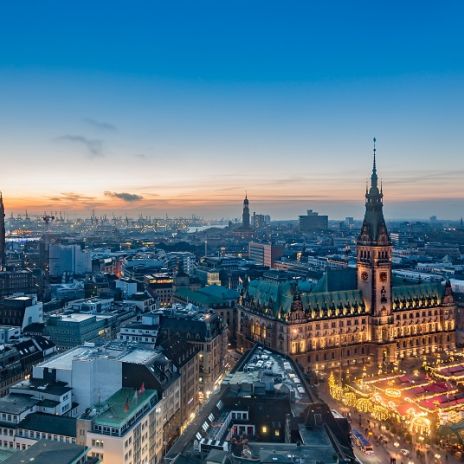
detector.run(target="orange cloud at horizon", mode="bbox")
[4,184,464,216]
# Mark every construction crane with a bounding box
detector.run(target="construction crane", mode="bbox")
[42,212,55,225]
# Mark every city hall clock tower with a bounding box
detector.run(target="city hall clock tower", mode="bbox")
[357,139,396,365]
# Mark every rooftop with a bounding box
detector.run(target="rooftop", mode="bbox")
[36,342,157,371]
[12,379,72,397]
[18,412,77,437]
[0,394,39,415]
[93,387,157,429]
[3,440,86,464]
[175,286,239,307]
[49,313,96,323]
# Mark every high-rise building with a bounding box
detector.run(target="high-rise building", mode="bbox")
[0,192,6,270]
[298,209,328,232]
[252,212,271,229]
[248,241,284,268]
[48,244,92,277]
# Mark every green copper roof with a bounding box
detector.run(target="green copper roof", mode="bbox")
[247,278,365,319]
[301,289,364,313]
[175,286,239,306]
[392,282,443,299]
[94,388,157,428]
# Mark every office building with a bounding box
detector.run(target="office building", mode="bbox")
[248,242,284,268]
[298,209,328,232]
[48,244,92,277]
[145,273,174,307]
[0,295,43,329]
[78,387,159,464]
[157,335,200,429]
[0,270,35,298]
[45,314,107,349]
[156,305,228,399]
[118,313,159,347]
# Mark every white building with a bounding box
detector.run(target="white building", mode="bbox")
[49,244,92,277]
[116,278,139,298]
[118,314,159,348]
[67,297,114,313]
[78,387,161,464]
[5,341,181,462]
[124,293,157,313]
[33,346,123,415]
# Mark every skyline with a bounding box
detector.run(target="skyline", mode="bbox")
[1,1,464,219]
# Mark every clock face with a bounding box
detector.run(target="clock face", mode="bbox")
[361,271,369,281]
[380,272,388,282]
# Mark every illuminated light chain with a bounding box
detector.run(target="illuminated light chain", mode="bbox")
[355,397,372,413]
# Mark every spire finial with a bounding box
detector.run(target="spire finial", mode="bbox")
[370,137,378,188]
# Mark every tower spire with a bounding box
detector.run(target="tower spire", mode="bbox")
[371,137,378,189]
[358,139,389,245]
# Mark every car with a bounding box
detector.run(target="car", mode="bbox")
[400,449,410,456]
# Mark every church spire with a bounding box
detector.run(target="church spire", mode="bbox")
[242,192,250,229]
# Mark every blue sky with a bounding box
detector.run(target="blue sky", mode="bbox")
[0,1,463,219]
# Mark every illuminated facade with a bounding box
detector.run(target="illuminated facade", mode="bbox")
[237,144,456,371]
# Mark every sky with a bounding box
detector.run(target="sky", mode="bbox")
[0,1,464,220]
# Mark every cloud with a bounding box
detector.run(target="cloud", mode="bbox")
[49,192,96,202]
[135,154,148,159]
[83,118,117,132]
[104,191,144,202]
[47,192,104,209]
[55,134,104,158]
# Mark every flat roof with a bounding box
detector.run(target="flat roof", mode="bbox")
[119,349,158,365]
[36,346,91,371]
[51,313,96,322]
[0,394,39,415]
[94,387,156,428]
[18,412,77,437]
[3,440,85,464]
[36,342,162,371]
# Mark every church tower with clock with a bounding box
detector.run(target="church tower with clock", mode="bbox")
[357,139,396,364]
